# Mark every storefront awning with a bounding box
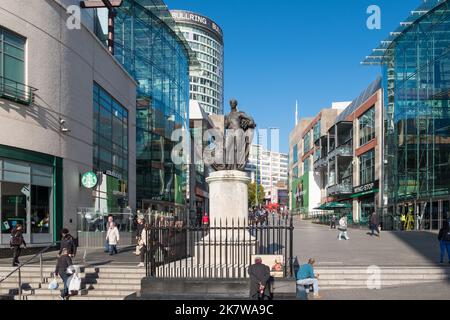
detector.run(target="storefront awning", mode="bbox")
[314,202,352,210]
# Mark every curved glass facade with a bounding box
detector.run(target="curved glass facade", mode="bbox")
[171,10,224,115]
[384,1,450,203]
[113,0,190,213]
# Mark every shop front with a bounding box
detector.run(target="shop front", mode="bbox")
[0,145,62,247]
[351,180,379,225]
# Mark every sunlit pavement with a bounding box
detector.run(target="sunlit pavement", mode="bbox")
[293,218,443,266]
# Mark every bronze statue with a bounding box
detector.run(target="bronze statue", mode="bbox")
[211,99,256,171]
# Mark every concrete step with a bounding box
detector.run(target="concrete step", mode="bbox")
[85,283,141,290]
[84,273,145,279]
[317,279,445,286]
[0,282,41,290]
[85,278,141,285]
[317,274,450,280]
[84,267,146,274]
[32,288,135,297]
[315,268,450,274]
[18,295,124,300]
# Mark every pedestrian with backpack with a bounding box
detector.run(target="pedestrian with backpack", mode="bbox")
[338,216,350,241]
[10,224,26,267]
[438,220,450,264]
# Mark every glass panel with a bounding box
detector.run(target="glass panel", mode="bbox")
[1,182,28,234]
[3,55,24,83]
[359,107,375,147]
[30,185,51,234]
[4,43,24,60]
[3,30,25,49]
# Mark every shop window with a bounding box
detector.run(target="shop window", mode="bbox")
[359,149,375,185]
[359,107,375,147]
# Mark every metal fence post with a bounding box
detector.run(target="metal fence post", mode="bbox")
[40,253,43,284]
[18,268,22,300]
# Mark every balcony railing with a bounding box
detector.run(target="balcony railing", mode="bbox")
[0,76,37,105]
[327,182,353,196]
[314,157,328,171]
[328,144,353,159]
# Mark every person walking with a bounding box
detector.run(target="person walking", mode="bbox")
[202,213,210,227]
[138,224,149,268]
[10,224,26,267]
[370,212,381,238]
[248,257,271,300]
[330,215,337,229]
[400,213,406,231]
[438,220,450,264]
[338,216,350,240]
[59,228,76,257]
[55,248,73,300]
[106,222,120,256]
[296,258,321,299]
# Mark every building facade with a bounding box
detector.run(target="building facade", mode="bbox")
[364,0,450,230]
[171,10,224,115]
[314,79,384,224]
[0,0,137,246]
[289,104,349,214]
[247,144,289,204]
[112,0,196,218]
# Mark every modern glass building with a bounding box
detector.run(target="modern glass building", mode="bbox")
[364,0,450,230]
[113,0,198,216]
[171,10,224,115]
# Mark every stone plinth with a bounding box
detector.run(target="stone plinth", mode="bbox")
[206,170,250,225]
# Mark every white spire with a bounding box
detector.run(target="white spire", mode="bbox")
[295,100,299,126]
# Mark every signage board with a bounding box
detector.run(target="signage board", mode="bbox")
[252,255,285,278]
[170,10,223,42]
[81,171,98,189]
[353,180,379,194]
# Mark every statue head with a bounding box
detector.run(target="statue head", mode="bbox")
[230,99,238,111]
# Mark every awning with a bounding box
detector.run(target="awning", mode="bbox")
[314,202,352,210]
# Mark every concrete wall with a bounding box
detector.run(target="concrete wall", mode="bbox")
[0,0,137,235]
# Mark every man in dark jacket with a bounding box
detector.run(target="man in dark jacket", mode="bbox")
[248,257,271,300]
[59,228,76,257]
[55,248,73,300]
[10,224,26,267]
[370,212,380,237]
[438,220,450,264]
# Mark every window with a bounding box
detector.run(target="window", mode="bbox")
[293,166,299,178]
[303,158,311,173]
[359,149,375,185]
[313,121,321,142]
[359,107,375,147]
[303,132,311,154]
[93,83,129,182]
[0,27,26,101]
[293,144,298,164]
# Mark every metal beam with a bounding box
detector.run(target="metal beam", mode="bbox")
[80,0,122,9]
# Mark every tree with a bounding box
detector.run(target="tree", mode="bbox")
[248,183,265,207]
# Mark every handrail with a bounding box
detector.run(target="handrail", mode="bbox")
[0,241,60,300]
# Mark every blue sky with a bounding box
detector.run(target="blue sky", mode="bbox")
[164,0,421,153]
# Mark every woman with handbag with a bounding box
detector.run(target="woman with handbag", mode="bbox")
[10,224,26,267]
[55,248,73,300]
[338,216,350,241]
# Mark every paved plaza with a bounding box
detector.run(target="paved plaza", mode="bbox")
[293,218,444,266]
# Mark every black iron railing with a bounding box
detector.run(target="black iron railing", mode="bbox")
[0,241,60,300]
[0,76,37,105]
[144,216,294,279]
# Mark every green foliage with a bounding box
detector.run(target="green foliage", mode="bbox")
[248,183,265,207]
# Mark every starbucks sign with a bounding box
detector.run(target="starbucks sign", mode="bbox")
[81,171,98,189]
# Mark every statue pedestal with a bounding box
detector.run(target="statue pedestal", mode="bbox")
[207,170,250,224]
[194,170,256,269]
